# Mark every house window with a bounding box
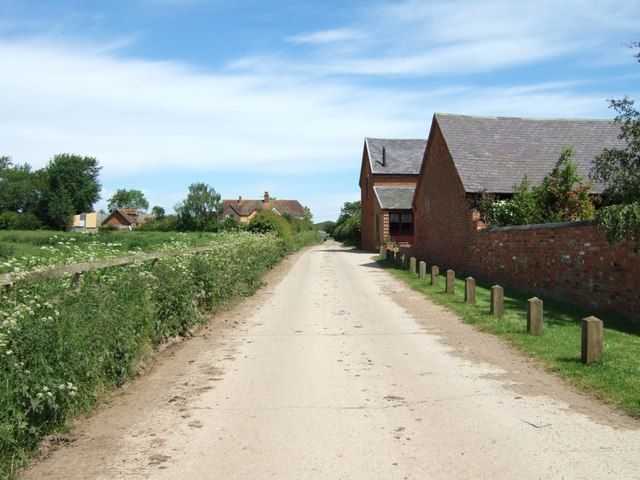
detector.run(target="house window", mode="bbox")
[389,211,413,234]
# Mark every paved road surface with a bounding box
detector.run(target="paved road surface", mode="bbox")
[23,242,640,479]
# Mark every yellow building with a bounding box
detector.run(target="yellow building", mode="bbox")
[70,212,107,232]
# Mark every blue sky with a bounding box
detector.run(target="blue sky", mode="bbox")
[1,0,639,221]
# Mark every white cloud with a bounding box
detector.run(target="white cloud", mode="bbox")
[274,0,640,77]
[287,28,363,44]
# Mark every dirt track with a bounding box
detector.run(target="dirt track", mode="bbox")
[22,242,640,479]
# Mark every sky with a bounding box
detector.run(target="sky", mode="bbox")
[1,0,639,221]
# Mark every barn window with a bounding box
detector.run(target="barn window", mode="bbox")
[389,211,413,234]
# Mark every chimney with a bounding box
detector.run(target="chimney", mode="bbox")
[263,191,270,203]
[237,196,242,203]
[382,146,386,166]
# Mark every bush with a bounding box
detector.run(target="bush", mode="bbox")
[0,231,318,476]
[0,212,42,231]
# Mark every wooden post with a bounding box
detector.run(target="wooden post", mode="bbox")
[465,277,476,304]
[410,257,417,275]
[581,316,604,364]
[431,266,439,286]
[401,255,406,269]
[527,297,543,335]
[419,261,426,279]
[490,285,504,316]
[445,270,455,294]
[379,246,387,259]
[71,272,84,288]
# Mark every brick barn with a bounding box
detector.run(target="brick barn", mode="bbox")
[411,113,623,271]
[359,138,426,251]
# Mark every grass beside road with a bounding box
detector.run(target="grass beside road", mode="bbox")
[377,258,640,417]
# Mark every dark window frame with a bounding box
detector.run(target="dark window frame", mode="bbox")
[388,209,413,235]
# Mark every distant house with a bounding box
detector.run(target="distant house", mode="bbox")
[70,212,108,232]
[222,192,305,224]
[411,113,624,270]
[359,138,427,251]
[102,208,154,230]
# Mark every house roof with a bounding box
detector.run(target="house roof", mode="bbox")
[365,138,427,175]
[434,113,624,194]
[222,199,305,218]
[373,185,415,210]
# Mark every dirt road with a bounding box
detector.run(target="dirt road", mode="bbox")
[23,242,640,479]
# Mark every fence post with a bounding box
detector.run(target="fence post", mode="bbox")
[419,261,426,279]
[379,245,387,259]
[465,277,476,304]
[445,270,455,294]
[581,316,604,364]
[431,266,439,286]
[71,272,84,288]
[401,255,407,269]
[527,297,543,335]
[410,257,417,275]
[490,285,504,316]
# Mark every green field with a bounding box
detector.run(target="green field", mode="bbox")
[378,257,640,417]
[0,230,223,274]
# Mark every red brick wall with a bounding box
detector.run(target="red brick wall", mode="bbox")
[412,123,475,270]
[469,222,640,317]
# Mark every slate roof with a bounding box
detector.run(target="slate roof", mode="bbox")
[222,199,305,218]
[434,113,624,194]
[373,185,416,210]
[365,138,427,175]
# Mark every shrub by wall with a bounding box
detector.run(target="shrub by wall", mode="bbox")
[0,231,317,476]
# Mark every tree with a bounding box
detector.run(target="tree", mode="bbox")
[175,182,221,230]
[534,147,595,223]
[303,206,313,222]
[38,154,101,229]
[590,41,640,243]
[0,156,43,214]
[332,200,361,246]
[480,149,594,227]
[107,189,149,212]
[151,205,166,219]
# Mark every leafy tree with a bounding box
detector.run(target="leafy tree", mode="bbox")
[107,189,149,212]
[38,154,101,229]
[175,182,221,230]
[534,147,595,223]
[303,206,313,222]
[332,200,361,246]
[151,205,166,219]
[0,156,43,214]
[590,41,640,243]
[481,149,594,227]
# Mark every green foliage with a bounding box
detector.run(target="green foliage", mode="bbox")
[0,212,42,231]
[0,157,42,215]
[314,220,336,234]
[37,154,101,230]
[150,206,165,219]
[0,231,319,476]
[107,189,149,212]
[588,42,640,243]
[175,183,221,230]
[136,215,180,232]
[482,149,595,227]
[332,201,361,245]
[248,211,320,252]
[303,206,313,222]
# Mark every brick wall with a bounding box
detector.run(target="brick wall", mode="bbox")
[412,122,475,270]
[469,222,640,317]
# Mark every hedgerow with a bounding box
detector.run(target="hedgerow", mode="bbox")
[0,230,318,477]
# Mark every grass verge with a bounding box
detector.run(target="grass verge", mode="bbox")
[377,258,640,417]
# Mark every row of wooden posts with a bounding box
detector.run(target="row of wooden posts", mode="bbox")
[382,247,604,365]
